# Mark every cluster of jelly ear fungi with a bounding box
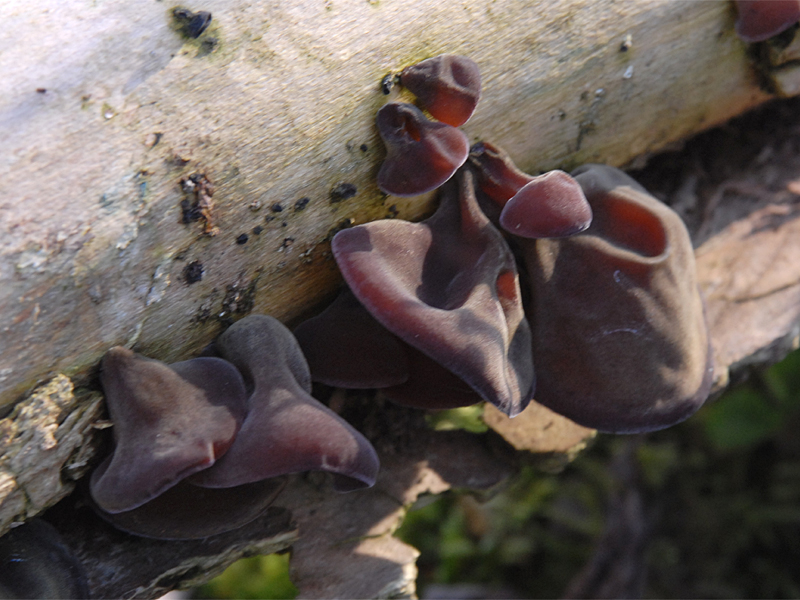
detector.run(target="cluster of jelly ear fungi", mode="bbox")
[298,53,712,436]
[87,52,713,540]
[89,315,379,539]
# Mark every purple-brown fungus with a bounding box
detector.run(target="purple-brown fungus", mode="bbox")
[294,287,410,389]
[189,315,380,492]
[332,169,535,417]
[400,54,482,127]
[470,142,592,238]
[499,171,592,239]
[376,102,469,197]
[523,164,713,433]
[90,348,248,514]
[734,0,800,42]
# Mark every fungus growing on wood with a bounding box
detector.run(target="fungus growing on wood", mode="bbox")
[521,164,713,433]
[376,102,469,196]
[469,142,592,237]
[90,348,248,514]
[734,0,800,42]
[400,54,482,127]
[331,169,535,417]
[189,315,380,492]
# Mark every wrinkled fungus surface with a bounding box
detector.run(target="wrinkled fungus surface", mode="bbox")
[400,54,482,127]
[189,315,380,492]
[522,164,713,433]
[332,170,535,417]
[734,0,800,42]
[90,348,248,514]
[376,102,469,197]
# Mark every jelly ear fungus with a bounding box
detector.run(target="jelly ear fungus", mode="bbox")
[524,164,713,433]
[332,169,535,417]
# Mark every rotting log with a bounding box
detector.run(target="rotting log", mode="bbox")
[5,0,800,597]
[0,0,792,408]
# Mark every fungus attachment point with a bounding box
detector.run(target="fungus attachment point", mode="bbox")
[734,0,800,42]
[499,170,593,239]
[90,348,248,514]
[524,164,713,433]
[332,169,534,416]
[294,287,410,389]
[400,54,482,127]
[189,315,380,492]
[376,102,469,197]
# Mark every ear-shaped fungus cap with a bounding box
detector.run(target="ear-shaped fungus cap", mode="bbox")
[294,287,410,388]
[499,170,592,239]
[90,349,248,513]
[400,54,482,127]
[522,164,713,433]
[189,315,380,492]
[734,0,800,42]
[376,102,470,197]
[332,169,535,417]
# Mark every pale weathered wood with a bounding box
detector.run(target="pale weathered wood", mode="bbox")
[0,0,784,408]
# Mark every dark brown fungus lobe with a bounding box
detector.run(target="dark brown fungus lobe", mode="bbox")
[0,519,89,599]
[499,170,593,239]
[90,348,248,514]
[523,164,713,433]
[88,477,286,540]
[400,54,481,127]
[376,102,469,197]
[294,287,410,388]
[734,0,800,42]
[189,315,380,492]
[332,169,535,417]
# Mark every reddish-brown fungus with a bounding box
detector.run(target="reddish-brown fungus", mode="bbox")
[332,169,534,417]
[499,170,593,239]
[399,54,482,127]
[90,348,248,514]
[523,164,713,433]
[734,0,800,42]
[469,141,533,208]
[376,102,469,196]
[294,287,409,389]
[189,315,380,492]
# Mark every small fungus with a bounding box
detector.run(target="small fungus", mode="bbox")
[294,287,410,389]
[499,170,593,239]
[90,348,248,514]
[173,7,212,39]
[330,182,358,203]
[189,315,380,492]
[522,164,713,433]
[734,0,800,42]
[376,102,470,197]
[331,170,534,416]
[400,54,482,127]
